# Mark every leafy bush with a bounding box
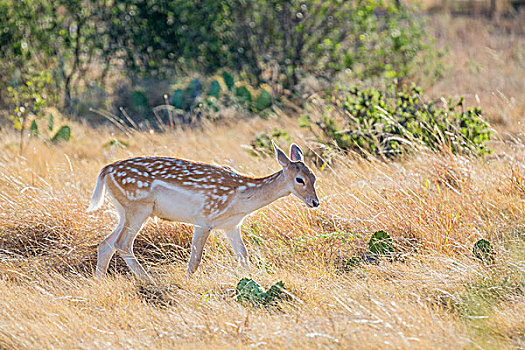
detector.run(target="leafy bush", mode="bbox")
[219,0,436,90]
[7,70,52,153]
[301,84,492,158]
[247,128,291,158]
[1,0,437,125]
[255,90,272,111]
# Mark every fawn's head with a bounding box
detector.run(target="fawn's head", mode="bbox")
[273,141,319,208]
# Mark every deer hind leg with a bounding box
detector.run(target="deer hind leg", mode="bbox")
[186,225,212,276]
[224,226,249,268]
[114,205,153,282]
[96,205,125,278]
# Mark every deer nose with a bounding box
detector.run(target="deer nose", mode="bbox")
[312,199,319,207]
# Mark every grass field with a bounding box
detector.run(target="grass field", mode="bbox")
[0,14,524,350]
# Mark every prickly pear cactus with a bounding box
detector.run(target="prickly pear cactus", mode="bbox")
[473,239,495,264]
[369,230,395,256]
[236,278,286,306]
[209,80,221,98]
[51,125,71,143]
[236,278,266,305]
[264,281,285,304]
[222,71,234,91]
[170,89,183,109]
[255,89,272,111]
[234,86,252,105]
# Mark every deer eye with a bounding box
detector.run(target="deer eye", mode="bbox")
[295,177,305,185]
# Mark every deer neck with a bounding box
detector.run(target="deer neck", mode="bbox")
[237,170,290,215]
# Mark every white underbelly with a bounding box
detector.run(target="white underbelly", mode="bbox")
[151,180,206,224]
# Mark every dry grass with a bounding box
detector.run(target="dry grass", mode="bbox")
[0,13,524,350]
[0,115,523,349]
[424,13,525,134]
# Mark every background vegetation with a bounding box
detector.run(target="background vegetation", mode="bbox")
[0,0,524,348]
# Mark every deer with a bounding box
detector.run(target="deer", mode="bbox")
[86,141,319,282]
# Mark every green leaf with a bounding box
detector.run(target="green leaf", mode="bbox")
[29,119,39,137]
[222,71,234,91]
[48,113,54,131]
[51,125,71,143]
[208,80,221,98]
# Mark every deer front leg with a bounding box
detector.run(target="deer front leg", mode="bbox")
[187,225,212,276]
[224,226,249,269]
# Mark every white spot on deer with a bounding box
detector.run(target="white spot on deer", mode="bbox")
[237,186,247,191]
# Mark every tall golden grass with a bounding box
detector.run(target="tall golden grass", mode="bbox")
[0,14,523,350]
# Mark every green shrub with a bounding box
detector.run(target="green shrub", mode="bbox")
[7,70,51,153]
[255,90,272,111]
[234,86,252,105]
[301,84,491,158]
[131,90,150,117]
[248,128,291,158]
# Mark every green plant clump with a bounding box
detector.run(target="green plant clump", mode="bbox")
[473,239,495,264]
[302,84,491,158]
[236,278,286,307]
[50,125,71,143]
[248,128,291,157]
[369,230,395,256]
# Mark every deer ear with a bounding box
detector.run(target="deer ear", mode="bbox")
[272,140,290,168]
[289,143,304,162]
